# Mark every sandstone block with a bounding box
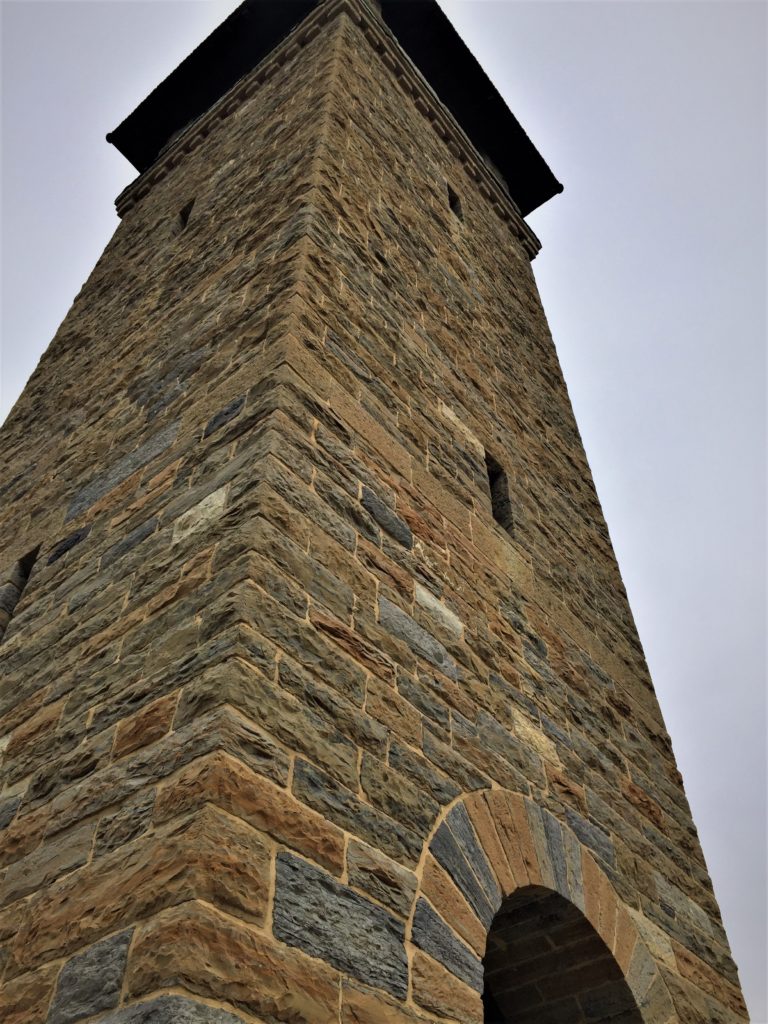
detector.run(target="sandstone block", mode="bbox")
[113,691,178,759]
[126,900,339,1024]
[9,805,271,976]
[0,962,58,1024]
[347,839,417,917]
[172,486,228,545]
[93,789,155,859]
[153,750,345,874]
[411,950,483,1023]
[2,821,94,907]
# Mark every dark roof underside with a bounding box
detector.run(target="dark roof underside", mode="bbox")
[107,0,562,217]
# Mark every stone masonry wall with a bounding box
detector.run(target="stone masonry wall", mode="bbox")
[0,2,747,1022]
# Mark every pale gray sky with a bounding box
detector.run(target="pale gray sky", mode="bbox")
[1,0,765,1017]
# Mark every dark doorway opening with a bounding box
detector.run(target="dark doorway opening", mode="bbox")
[483,886,643,1023]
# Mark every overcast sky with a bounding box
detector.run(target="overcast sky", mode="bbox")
[1,0,765,1017]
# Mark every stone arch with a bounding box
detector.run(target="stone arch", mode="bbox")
[406,789,678,1024]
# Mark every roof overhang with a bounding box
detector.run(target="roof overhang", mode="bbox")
[107,0,562,217]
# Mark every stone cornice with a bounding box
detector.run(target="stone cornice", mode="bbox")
[114,0,541,259]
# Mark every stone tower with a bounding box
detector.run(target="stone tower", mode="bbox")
[0,1,747,1022]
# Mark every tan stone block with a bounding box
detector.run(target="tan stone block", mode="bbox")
[153,750,345,874]
[613,903,638,974]
[126,901,340,1024]
[622,778,665,830]
[9,805,271,977]
[411,950,483,1023]
[311,607,397,685]
[487,790,534,888]
[0,804,50,869]
[341,980,426,1024]
[366,675,421,746]
[0,687,48,742]
[172,486,228,545]
[420,854,486,956]
[5,699,64,762]
[112,691,179,759]
[672,940,748,1017]
[0,962,59,1024]
[545,763,586,813]
[581,850,602,931]
[465,793,516,897]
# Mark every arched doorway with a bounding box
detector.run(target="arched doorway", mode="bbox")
[483,885,644,1023]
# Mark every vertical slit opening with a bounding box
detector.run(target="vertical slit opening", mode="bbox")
[447,183,463,221]
[176,198,195,233]
[485,452,513,536]
[0,545,40,644]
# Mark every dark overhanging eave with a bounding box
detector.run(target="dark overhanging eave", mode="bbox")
[107,0,563,217]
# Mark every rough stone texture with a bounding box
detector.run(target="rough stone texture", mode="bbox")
[0,0,746,1021]
[92,996,247,1023]
[274,851,409,998]
[411,898,484,992]
[48,930,132,1024]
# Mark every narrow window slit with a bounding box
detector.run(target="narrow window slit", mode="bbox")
[447,183,463,221]
[0,545,40,644]
[485,452,514,536]
[175,198,195,234]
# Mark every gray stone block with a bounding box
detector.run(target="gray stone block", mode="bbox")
[203,395,245,438]
[361,486,412,548]
[378,597,459,680]
[47,526,92,566]
[430,820,495,928]
[66,421,178,522]
[565,808,615,868]
[91,996,246,1023]
[445,803,501,909]
[48,929,132,1024]
[0,793,20,830]
[274,851,409,998]
[411,898,483,991]
[542,809,569,896]
[101,517,158,569]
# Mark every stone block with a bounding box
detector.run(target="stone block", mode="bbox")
[430,820,494,929]
[66,421,179,522]
[48,929,132,1024]
[293,758,422,864]
[411,950,483,1023]
[410,898,483,992]
[172,486,228,544]
[2,821,95,907]
[125,902,338,1024]
[347,839,417,917]
[274,852,409,998]
[112,691,178,759]
[153,750,345,874]
[361,486,413,548]
[378,596,459,680]
[9,805,271,977]
[420,854,486,956]
[95,997,246,1023]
